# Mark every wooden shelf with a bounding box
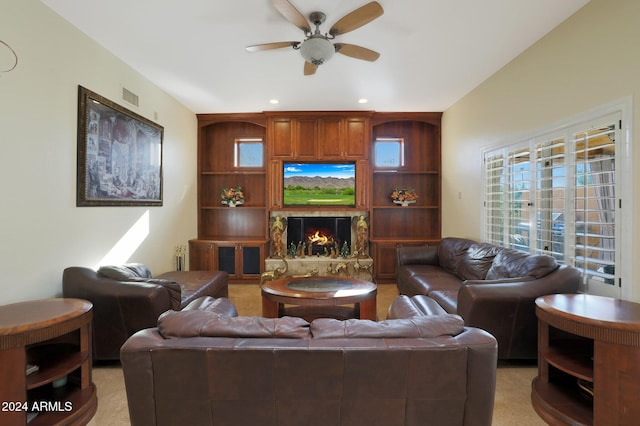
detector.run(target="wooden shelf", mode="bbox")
[197,117,267,242]
[369,117,441,281]
[541,338,593,381]
[27,383,97,426]
[533,294,640,425]
[531,376,593,426]
[26,343,88,389]
[0,298,96,426]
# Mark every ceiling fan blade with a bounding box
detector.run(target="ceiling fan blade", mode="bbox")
[329,1,384,36]
[246,41,300,52]
[272,0,310,32]
[304,61,317,75]
[335,43,380,62]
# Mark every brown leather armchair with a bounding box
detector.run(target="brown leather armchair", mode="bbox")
[62,264,229,361]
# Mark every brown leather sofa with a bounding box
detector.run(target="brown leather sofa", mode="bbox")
[121,296,498,426]
[62,263,229,360]
[393,237,581,359]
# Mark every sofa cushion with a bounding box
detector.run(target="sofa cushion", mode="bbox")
[158,311,310,339]
[157,270,229,307]
[140,278,182,310]
[437,238,475,276]
[486,248,558,280]
[387,295,448,319]
[98,263,153,280]
[310,315,465,339]
[458,243,503,281]
[427,290,459,314]
[398,265,462,296]
[182,296,238,317]
[98,264,181,310]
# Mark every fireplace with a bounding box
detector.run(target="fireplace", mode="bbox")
[268,210,368,258]
[265,210,372,279]
[287,216,352,256]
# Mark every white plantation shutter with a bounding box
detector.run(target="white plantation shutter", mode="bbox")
[572,123,617,290]
[482,103,629,299]
[534,137,566,261]
[506,146,531,252]
[484,151,505,245]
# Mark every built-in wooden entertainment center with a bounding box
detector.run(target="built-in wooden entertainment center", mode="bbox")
[190,111,442,283]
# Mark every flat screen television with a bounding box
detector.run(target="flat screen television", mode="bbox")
[283,162,356,206]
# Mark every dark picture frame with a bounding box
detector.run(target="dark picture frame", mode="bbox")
[77,86,163,206]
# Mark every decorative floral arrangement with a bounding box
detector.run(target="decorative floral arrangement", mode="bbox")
[221,186,245,206]
[391,187,418,206]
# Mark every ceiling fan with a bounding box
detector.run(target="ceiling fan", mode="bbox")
[246,0,384,75]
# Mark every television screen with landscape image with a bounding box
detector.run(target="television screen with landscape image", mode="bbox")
[283,162,356,206]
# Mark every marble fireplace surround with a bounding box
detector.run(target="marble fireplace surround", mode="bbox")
[265,210,372,279]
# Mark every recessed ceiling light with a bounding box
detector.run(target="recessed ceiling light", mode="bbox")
[269,99,279,104]
[358,98,368,104]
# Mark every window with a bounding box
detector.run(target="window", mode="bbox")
[534,136,566,262]
[572,124,616,287]
[482,102,631,299]
[234,138,263,168]
[373,138,404,168]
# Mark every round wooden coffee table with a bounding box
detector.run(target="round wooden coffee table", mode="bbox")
[261,276,377,321]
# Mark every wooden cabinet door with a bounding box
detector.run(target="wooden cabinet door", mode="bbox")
[239,243,265,277]
[317,117,343,158]
[270,118,294,158]
[198,241,265,282]
[372,242,400,282]
[294,118,317,158]
[270,118,316,159]
[344,118,367,158]
[317,117,368,159]
[189,240,215,270]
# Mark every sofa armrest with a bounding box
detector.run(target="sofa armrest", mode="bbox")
[395,244,438,266]
[458,282,527,319]
[458,265,581,315]
[457,282,530,359]
[457,265,581,359]
[63,267,174,360]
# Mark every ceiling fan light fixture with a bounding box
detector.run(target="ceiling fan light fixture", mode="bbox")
[299,36,334,66]
[247,1,384,75]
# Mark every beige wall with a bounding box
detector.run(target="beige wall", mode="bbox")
[0,0,197,304]
[442,0,638,299]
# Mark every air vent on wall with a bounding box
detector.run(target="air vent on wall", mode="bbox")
[122,87,139,107]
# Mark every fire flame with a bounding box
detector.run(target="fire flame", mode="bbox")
[308,231,332,246]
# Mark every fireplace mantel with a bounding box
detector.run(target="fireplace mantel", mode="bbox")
[264,255,373,282]
[266,209,372,281]
[269,210,368,257]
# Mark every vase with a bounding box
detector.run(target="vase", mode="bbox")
[225,199,243,207]
[393,200,415,207]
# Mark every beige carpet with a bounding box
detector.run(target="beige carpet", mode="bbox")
[87,284,545,425]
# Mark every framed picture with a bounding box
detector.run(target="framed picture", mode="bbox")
[77,86,163,206]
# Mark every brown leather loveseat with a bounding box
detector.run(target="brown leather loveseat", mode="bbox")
[393,237,581,359]
[120,296,498,426]
[62,263,229,360]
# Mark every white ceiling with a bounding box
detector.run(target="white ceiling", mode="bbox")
[42,0,589,114]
